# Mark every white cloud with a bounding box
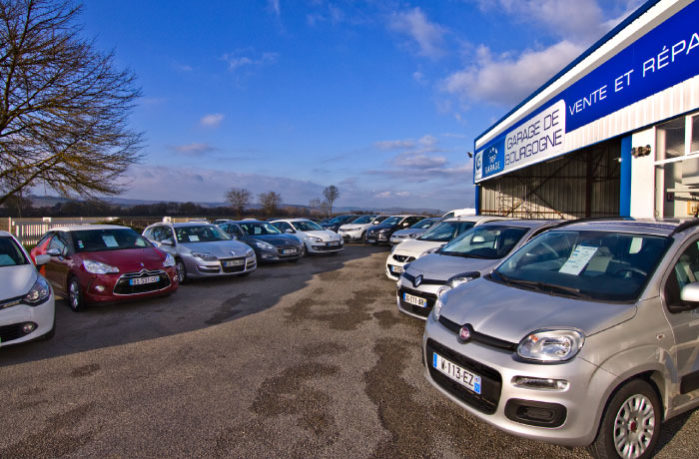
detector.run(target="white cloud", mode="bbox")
[375,139,416,151]
[389,7,446,59]
[442,40,583,106]
[172,143,217,156]
[392,152,447,168]
[268,0,280,17]
[223,51,279,71]
[200,113,224,128]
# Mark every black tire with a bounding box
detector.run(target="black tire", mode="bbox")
[588,379,661,459]
[175,259,187,284]
[67,276,85,312]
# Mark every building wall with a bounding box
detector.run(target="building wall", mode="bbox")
[630,128,656,218]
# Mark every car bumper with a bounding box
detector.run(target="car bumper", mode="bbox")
[81,268,179,303]
[185,256,257,278]
[423,313,615,447]
[338,229,364,241]
[396,278,442,320]
[256,246,303,263]
[305,241,344,254]
[385,253,417,281]
[0,293,55,347]
[366,233,390,244]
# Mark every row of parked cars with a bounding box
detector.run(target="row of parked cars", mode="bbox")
[384,215,699,458]
[0,217,349,347]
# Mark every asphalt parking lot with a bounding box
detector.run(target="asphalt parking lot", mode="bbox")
[1,245,697,458]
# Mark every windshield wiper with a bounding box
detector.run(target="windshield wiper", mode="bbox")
[493,273,590,298]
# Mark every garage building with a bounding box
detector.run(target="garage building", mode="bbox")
[473,0,699,219]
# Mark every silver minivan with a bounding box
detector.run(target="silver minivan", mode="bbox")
[423,219,699,458]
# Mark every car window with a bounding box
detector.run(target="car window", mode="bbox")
[72,228,150,252]
[419,221,476,242]
[441,225,528,259]
[352,215,374,224]
[405,216,422,226]
[48,233,69,256]
[0,236,29,266]
[240,222,281,236]
[293,220,323,232]
[493,230,671,302]
[273,221,293,233]
[175,225,230,243]
[412,218,436,229]
[664,239,699,310]
[382,217,401,226]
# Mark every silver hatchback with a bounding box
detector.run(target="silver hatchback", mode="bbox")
[423,219,699,458]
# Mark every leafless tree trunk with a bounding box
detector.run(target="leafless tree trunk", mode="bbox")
[323,185,339,216]
[225,187,251,217]
[259,191,281,217]
[0,0,143,207]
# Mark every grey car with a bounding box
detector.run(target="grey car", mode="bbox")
[217,220,305,262]
[143,222,256,283]
[397,220,557,319]
[389,217,441,245]
[423,219,699,458]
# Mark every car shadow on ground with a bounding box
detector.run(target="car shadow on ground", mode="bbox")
[0,244,390,367]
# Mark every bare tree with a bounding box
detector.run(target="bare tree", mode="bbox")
[323,185,339,216]
[0,0,143,207]
[309,197,329,216]
[225,187,251,217]
[259,191,281,217]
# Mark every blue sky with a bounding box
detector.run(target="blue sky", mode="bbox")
[82,0,642,211]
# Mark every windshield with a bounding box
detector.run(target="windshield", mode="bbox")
[374,216,389,224]
[493,230,671,302]
[293,220,323,232]
[440,225,528,259]
[418,221,475,241]
[351,215,374,224]
[0,236,29,266]
[175,225,230,243]
[72,229,150,252]
[239,222,282,236]
[411,218,436,230]
[382,217,401,226]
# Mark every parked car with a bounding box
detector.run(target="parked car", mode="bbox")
[389,217,441,245]
[422,219,699,457]
[31,225,178,312]
[1,231,55,346]
[441,208,476,219]
[271,218,344,254]
[337,215,387,242]
[386,216,509,280]
[365,215,425,245]
[321,214,359,232]
[217,220,305,262]
[396,220,557,317]
[143,222,256,283]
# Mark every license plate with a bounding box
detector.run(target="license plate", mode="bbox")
[129,276,159,286]
[223,259,244,267]
[403,292,426,307]
[327,241,340,247]
[367,238,376,243]
[282,248,297,255]
[390,264,404,274]
[433,353,482,394]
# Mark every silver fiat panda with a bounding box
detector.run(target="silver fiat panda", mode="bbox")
[423,219,699,458]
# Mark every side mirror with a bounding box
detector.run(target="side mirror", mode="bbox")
[161,238,175,246]
[680,282,699,306]
[35,254,51,266]
[46,248,61,257]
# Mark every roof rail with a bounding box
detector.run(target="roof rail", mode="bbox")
[669,218,699,236]
[544,216,635,231]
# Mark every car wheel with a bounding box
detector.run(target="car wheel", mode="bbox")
[67,277,85,312]
[176,259,187,284]
[588,379,661,459]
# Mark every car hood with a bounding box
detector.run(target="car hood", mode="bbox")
[0,264,37,300]
[440,278,637,343]
[392,229,424,238]
[253,235,301,246]
[301,230,341,242]
[339,223,367,231]
[179,240,251,257]
[393,239,445,256]
[406,253,498,280]
[81,248,167,271]
[368,224,397,232]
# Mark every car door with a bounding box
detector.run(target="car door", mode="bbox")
[44,231,73,296]
[662,237,699,400]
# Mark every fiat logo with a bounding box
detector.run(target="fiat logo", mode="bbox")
[413,274,423,288]
[459,324,473,343]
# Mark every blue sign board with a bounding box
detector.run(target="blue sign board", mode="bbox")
[475,0,699,183]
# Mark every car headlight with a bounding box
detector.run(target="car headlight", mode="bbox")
[163,253,176,268]
[192,252,218,261]
[254,240,275,251]
[309,236,323,243]
[83,259,120,274]
[517,330,585,363]
[433,290,447,319]
[433,272,480,319]
[23,276,51,306]
[246,249,256,259]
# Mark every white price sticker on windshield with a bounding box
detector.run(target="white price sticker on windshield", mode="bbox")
[188,235,200,242]
[559,245,598,276]
[102,235,119,248]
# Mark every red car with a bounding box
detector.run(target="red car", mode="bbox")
[31,225,178,311]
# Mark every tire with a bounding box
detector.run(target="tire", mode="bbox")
[67,277,85,312]
[588,379,661,459]
[176,259,187,284]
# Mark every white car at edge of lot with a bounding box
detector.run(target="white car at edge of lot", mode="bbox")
[338,215,388,242]
[271,218,344,254]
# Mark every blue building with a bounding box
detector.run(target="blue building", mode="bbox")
[473,0,699,219]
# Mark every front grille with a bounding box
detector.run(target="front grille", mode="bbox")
[221,258,247,273]
[312,244,342,251]
[0,323,34,343]
[439,316,517,352]
[426,338,502,414]
[397,286,437,318]
[113,270,171,295]
[402,272,446,287]
[392,254,415,263]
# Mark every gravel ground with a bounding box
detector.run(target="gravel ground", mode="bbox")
[1,245,697,457]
